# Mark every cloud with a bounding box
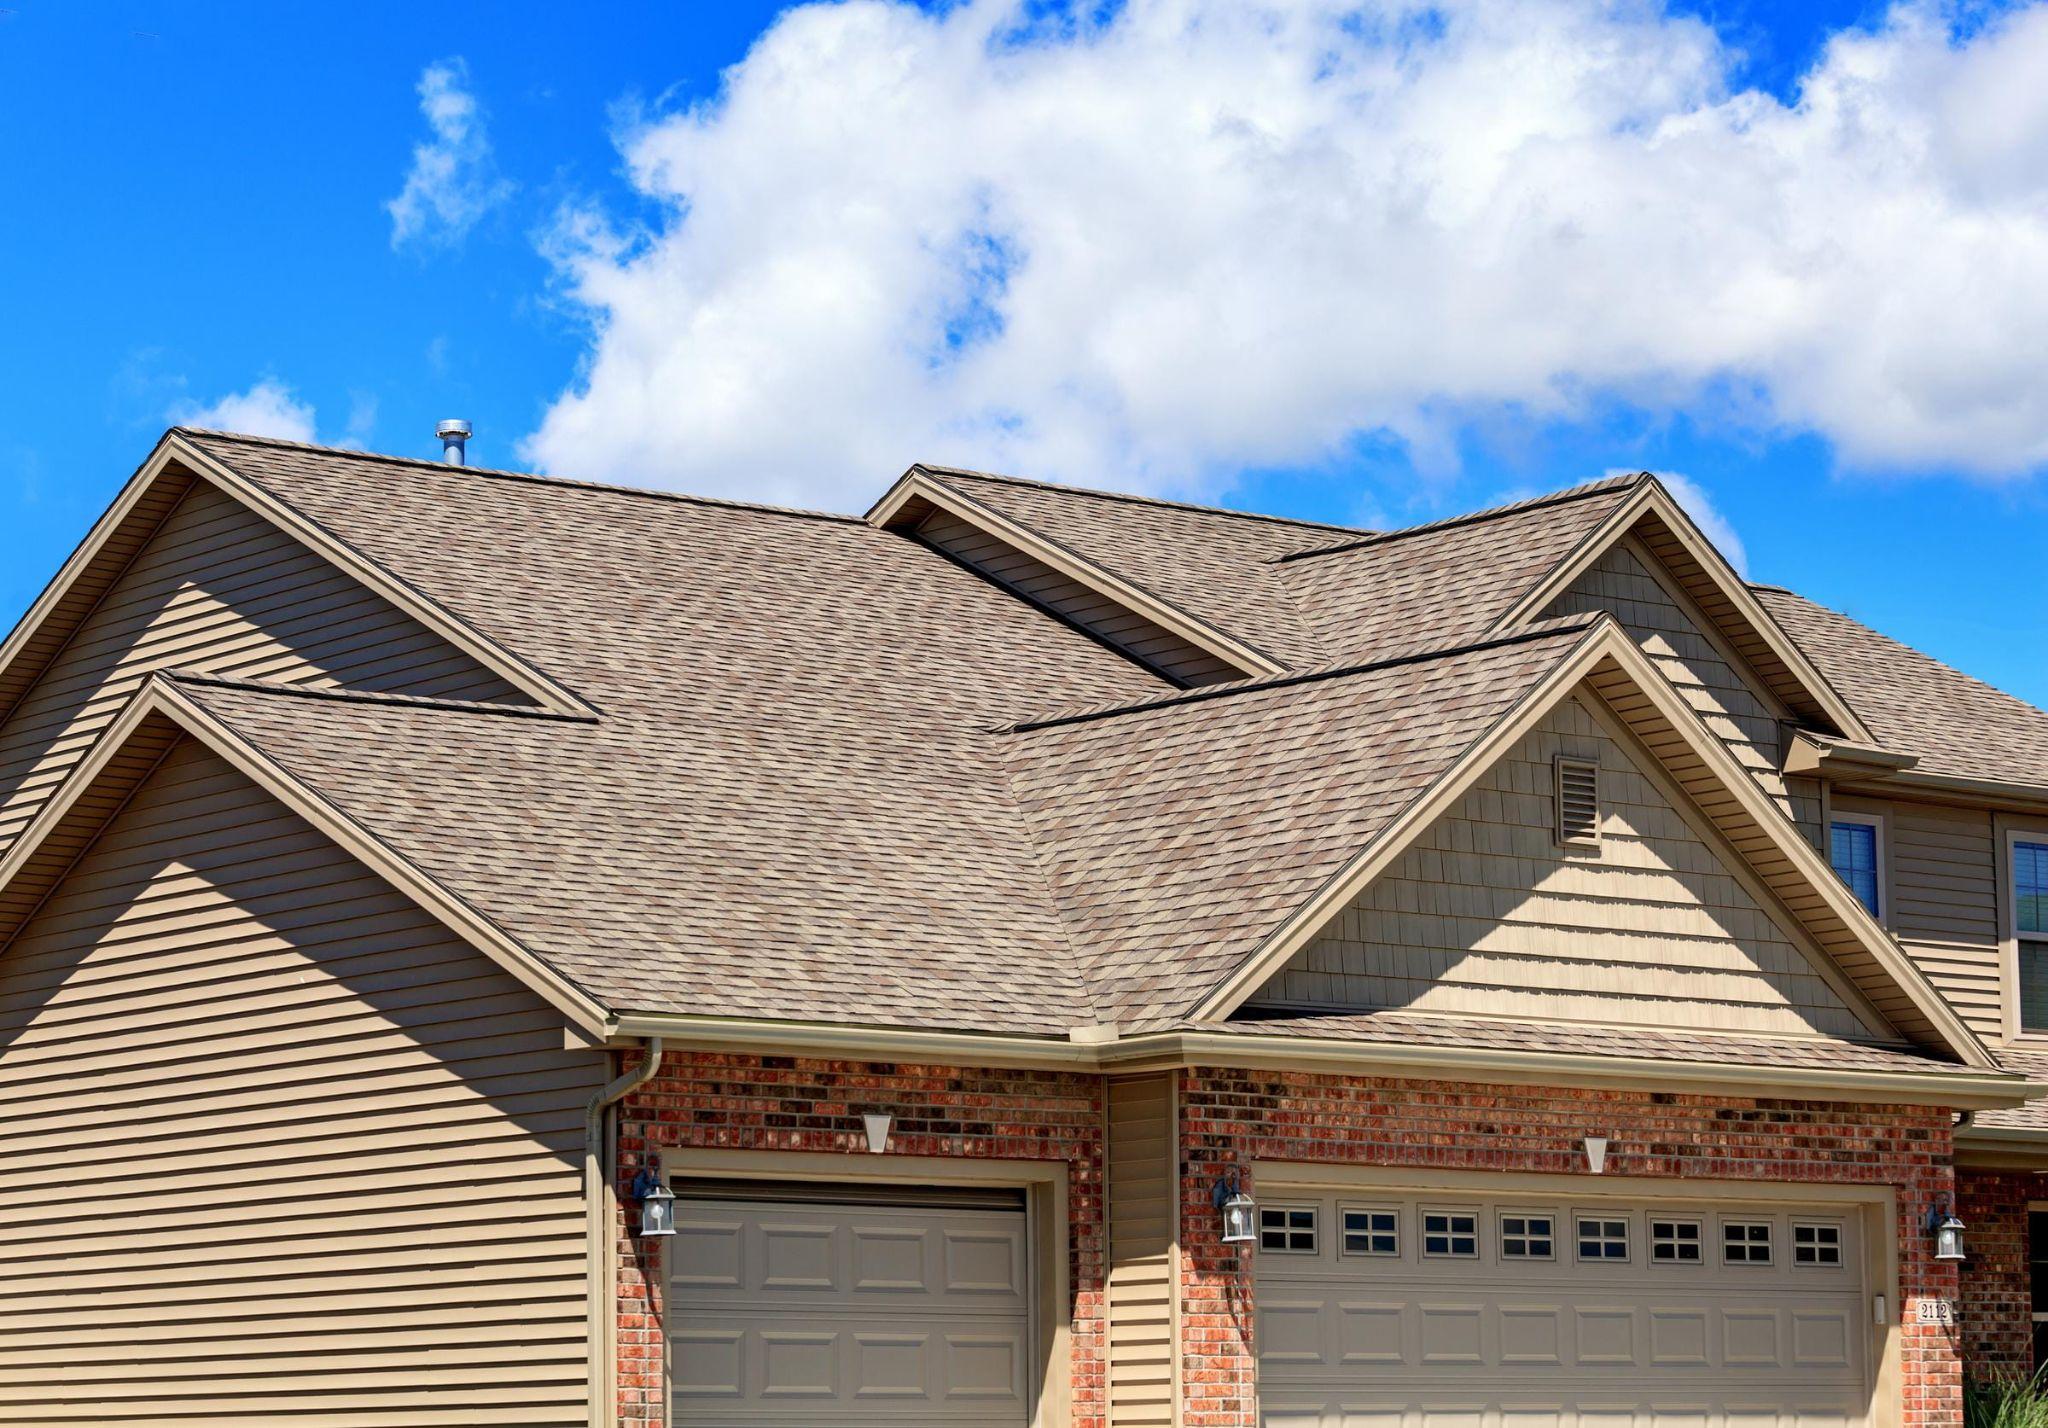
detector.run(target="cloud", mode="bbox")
[171,379,318,443]
[1620,468,1748,575]
[387,58,512,249]
[526,0,2048,508]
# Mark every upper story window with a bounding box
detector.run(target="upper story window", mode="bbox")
[1829,814,1884,919]
[2016,837,2048,1032]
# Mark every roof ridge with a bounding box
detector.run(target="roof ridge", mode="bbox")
[175,427,867,526]
[920,463,1371,536]
[162,669,599,722]
[997,614,1604,734]
[1274,473,1650,563]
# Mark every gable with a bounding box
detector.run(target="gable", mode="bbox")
[0,734,602,1419]
[1543,539,1825,842]
[1244,693,1893,1043]
[0,477,531,860]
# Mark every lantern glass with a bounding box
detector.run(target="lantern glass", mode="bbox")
[639,1184,677,1238]
[1933,1214,1965,1262]
[1220,1191,1257,1245]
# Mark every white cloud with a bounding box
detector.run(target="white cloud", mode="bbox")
[387,58,512,249]
[1618,468,1748,575]
[526,0,2048,508]
[172,379,318,443]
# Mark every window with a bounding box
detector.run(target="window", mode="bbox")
[1260,1206,1316,1253]
[1577,1218,1629,1261]
[1830,814,1884,918]
[2028,1209,2048,1369]
[1793,1222,1843,1267]
[1556,757,1602,847]
[1650,1218,1703,1263]
[1723,1221,1773,1264]
[2015,838,2048,1032]
[1498,1213,1555,1260]
[1342,1208,1399,1257]
[1422,1210,1478,1258]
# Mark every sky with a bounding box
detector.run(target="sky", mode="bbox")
[2,0,2045,706]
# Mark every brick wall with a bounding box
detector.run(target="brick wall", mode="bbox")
[1177,1068,1960,1428]
[611,1052,1106,1427]
[1958,1167,2035,1380]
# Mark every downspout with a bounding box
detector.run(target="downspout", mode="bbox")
[586,1037,663,1428]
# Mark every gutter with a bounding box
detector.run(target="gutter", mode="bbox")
[606,1015,2038,1111]
[585,1036,663,1428]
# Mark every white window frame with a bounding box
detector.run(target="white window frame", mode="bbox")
[1258,1203,1319,1254]
[1828,811,1887,924]
[1720,1218,1774,1265]
[1791,1219,1845,1268]
[1649,1217,1705,1265]
[1574,1214,1631,1263]
[1420,1207,1480,1260]
[1496,1209,1557,1263]
[1339,1204,1401,1259]
[2006,826,2048,1039]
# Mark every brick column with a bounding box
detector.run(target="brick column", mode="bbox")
[1957,1167,2035,1382]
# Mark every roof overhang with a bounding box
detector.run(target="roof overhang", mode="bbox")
[0,674,614,1040]
[0,430,594,723]
[1785,731,1921,781]
[605,1012,2035,1109]
[867,465,1286,680]
[1185,617,1996,1068]
[1492,478,1874,742]
[1955,1123,2048,1169]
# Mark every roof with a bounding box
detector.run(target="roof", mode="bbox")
[1757,585,2048,790]
[0,425,2034,1084]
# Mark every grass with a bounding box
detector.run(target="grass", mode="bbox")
[1968,1371,2048,1428]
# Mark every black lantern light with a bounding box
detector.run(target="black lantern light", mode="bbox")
[1924,1199,1965,1262]
[1212,1171,1256,1246]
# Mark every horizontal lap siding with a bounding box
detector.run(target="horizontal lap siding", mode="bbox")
[0,480,529,860]
[1869,798,2003,1039]
[0,738,603,1425]
[1107,1075,1176,1426]
[915,510,1238,687]
[1251,696,1875,1038]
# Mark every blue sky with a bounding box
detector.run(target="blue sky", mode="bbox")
[3,0,2045,706]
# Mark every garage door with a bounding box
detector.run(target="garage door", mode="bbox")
[668,1181,1032,1426]
[1256,1189,1873,1428]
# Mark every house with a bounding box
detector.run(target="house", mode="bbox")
[1,425,2045,1427]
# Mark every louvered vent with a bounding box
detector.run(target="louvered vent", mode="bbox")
[1555,757,1602,847]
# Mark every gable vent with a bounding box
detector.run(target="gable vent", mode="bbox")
[1555,757,1602,847]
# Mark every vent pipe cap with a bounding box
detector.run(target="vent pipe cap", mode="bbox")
[436,419,472,467]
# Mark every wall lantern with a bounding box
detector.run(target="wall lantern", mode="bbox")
[1925,1200,1966,1262]
[1212,1172,1257,1246]
[862,1112,894,1155]
[630,1168,676,1238]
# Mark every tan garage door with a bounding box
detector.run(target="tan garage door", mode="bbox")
[668,1182,1032,1426]
[1256,1189,1873,1428]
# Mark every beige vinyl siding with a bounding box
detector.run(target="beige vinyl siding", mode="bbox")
[0,737,602,1425]
[1546,541,1802,828]
[1105,1074,1177,1426]
[915,509,1239,687]
[1249,696,1881,1039]
[0,479,530,860]
[1839,795,2003,1039]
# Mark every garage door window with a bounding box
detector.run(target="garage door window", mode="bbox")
[1650,1218,1703,1262]
[1341,1207,1399,1257]
[1498,1213,1554,1260]
[1421,1210,1478,1258]
[1794,1222,1844,1266]
[1576,1217,1629,1261]
[1261,1205,1318,1253]
[1723,1220,1774,1263]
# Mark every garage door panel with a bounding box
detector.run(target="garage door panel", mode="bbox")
[1257,1191,1873,1428]
[670,1193,1030,1426]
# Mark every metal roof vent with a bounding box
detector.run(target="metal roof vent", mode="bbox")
[437,419,472,467]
